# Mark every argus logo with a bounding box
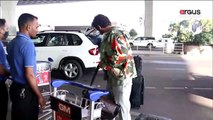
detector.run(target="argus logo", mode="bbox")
[180,9,201,15]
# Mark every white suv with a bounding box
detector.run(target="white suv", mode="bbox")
[155,38,174,48]
[129,36,157,48]
[33,31,100,80]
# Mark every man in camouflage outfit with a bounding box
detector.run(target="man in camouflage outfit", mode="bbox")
[92,14,137,120]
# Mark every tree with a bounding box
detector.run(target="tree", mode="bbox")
[191,19,213,45]
[168,22,180,38]
[168,20,193,42]
[180,20,190,28]
[175,30,193,42]
[168,22,179,33]
[129,28,138,38]
[162,33,172,38]
[193,29,213,45]
[200,19,213,32]
[167,19,213,45]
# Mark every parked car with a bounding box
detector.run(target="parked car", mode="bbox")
[32,30,100,80]
[128,38,134,45]
[155,38,174,48]
[129,36,157,48]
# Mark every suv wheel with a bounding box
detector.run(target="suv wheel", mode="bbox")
[62,60,83,80]
[147,44,153,49]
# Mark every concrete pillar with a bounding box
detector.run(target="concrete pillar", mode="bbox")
[0,4,1,17]
[0,1,18,37]
[144,0,153,37]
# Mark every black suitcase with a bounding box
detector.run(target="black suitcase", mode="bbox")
[130,75,144,108]
[133,55,142,76]
[130,55,144,109]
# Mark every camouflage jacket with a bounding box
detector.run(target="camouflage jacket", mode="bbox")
[99,27,137,85]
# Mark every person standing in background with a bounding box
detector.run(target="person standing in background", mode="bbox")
[0,18,10,120]
[7,13,46,120]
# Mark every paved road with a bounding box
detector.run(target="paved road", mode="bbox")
[50,51,213,120]
[133,53,213,120]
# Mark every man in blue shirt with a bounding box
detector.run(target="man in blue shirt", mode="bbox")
[0,18,10,120]
[7,13,46,120]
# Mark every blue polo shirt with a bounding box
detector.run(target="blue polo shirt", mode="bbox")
[0,41,9,82]
[7,33,36,85]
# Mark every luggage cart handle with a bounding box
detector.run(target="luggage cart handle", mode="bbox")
[88,90,109,101]
[52,79,107,91]
[52,80,109,101]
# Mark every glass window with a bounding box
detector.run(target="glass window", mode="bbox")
[135,37,142,41]
[67,34,82,46]
[47,34,67,46]
[148,37,155,40]
[32,34,47,47]
[144,37,148,40]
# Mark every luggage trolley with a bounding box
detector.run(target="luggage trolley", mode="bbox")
[50,79,109,120]
[36,61,53,120]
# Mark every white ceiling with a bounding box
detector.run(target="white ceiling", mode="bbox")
[17,0,90,5]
